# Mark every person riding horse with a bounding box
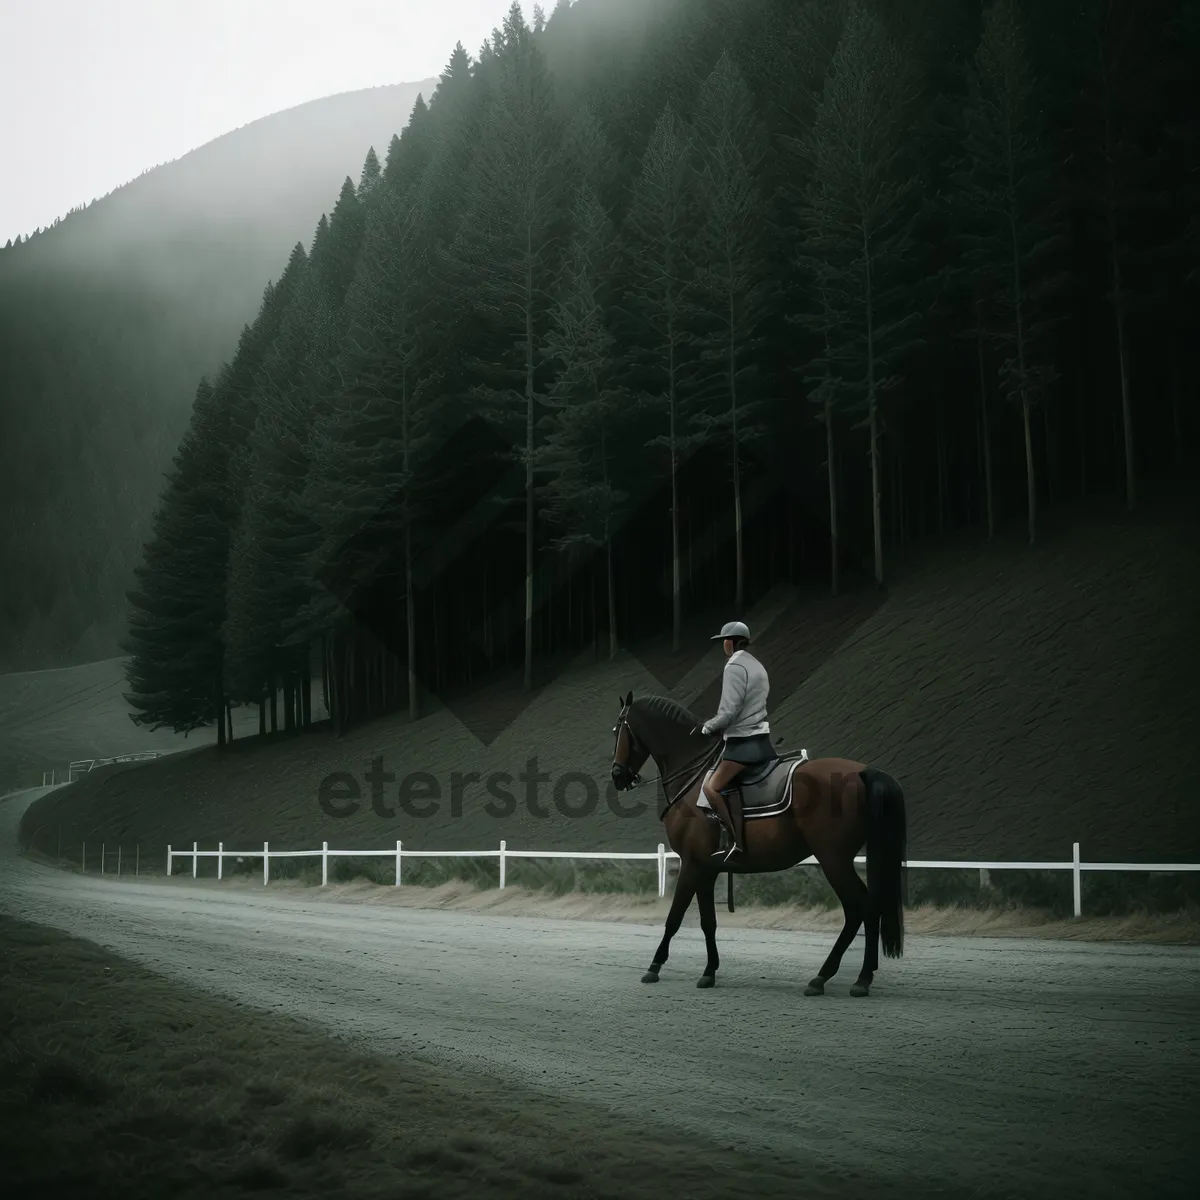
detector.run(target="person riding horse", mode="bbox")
[699,620,774,862]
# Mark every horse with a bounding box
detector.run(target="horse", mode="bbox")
[609,690,907,996]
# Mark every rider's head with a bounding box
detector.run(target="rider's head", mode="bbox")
[711,621,750,658]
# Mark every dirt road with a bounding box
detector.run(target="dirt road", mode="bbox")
[3,788,1197,1198]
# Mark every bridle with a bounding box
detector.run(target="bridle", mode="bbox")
[611,705,723,818]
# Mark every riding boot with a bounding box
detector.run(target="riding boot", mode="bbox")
[706,792,737,857]
[728,791,746,856]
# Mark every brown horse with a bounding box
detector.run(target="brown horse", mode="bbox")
[610,691,907,996]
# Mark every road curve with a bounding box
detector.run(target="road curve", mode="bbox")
[3,788,1198,1198]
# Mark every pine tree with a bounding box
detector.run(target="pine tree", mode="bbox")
[621,102,697,650]
[538,186,627,658]
[685,49,773,612]
[446,3,565,691]
[306,184,438,723]
[1070,0,1162,511]
[123,378,237,737]
[792,0,923,587]
[223,261,338,728]
[956,0,1065,545]
[358,146,382,197]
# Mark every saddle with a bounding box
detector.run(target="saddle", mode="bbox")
[698,748,810,819]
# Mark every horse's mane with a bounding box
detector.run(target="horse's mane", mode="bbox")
[634,694,699,728]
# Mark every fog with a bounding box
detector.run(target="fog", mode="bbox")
[1,0,523,246]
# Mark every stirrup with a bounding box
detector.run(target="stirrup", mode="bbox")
[711,827,743,860]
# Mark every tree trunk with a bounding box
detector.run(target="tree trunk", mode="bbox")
[1009,211,1036,545]
[936,390,947,537]
[825,393,839,597]
[405,518,418,720]
[258,695,266,737]
[215,669,226,748]
[1079,380,1088,497]
[1042,397,1056,505]
[269,675,278,734]
[729,293,744,612]
[870,402,883,584]
[862,224,883,585]
[668,312,681,651]
[1112,248,1135,510]
[1100,46,1136,512]
[1023,397,1037,546]
[1171,350,1183,469]
[524,238,536,691]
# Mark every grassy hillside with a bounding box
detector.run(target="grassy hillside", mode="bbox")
[16,499,1200,876]
[0,658,272,795]
[0,79,435,671]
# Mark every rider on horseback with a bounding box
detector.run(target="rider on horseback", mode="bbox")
[700,621,773,862]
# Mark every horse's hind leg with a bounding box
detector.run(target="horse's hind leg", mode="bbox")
[852,889,881,998]
[642,862,698,983]
[694,870,720,988]
[804,854,867,997]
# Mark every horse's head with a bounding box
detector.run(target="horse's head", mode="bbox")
[610,690,649,791]
[610,690,711,800]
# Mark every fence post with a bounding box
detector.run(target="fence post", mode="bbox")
[101,843,105,876]
[979,867,990,889]
[192,841,198,879]
[83,841,87,873]
[217,842,223,881]
[1072,841,1082,917]
[322,841,328,887]
[263,841,269,886]
[136,844,140,877]
[395,840,402,887]
[499,840,507,890]
[658,843,666,898]
[118,845,122,877]
[165,844,170,876]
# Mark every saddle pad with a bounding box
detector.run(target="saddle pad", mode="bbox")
[696,749,809,819]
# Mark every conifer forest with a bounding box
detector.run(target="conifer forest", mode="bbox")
[2,0,1195,740]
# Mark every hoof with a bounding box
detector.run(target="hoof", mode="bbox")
[696,973,715,989]
[804,976,825,997]
[849,981,870,997]
[641,966,661,984]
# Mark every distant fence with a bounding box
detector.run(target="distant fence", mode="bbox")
[164,839,1200,917]
[42,751,164,786]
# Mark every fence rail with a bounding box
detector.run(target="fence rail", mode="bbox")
[163,839,1200,917]
[43,751,164,787]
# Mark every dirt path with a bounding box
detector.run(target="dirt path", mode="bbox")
[3,789,1197,1198]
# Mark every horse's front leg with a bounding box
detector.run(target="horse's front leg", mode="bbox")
[642,861,698,983]
[694,869,721,988]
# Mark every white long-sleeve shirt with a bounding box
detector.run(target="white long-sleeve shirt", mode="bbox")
[701,649,770,739]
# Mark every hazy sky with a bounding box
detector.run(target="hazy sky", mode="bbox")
[0,0,528,245]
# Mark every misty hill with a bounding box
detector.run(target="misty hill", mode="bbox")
[0,79,435,671]
[19,499,1200,870]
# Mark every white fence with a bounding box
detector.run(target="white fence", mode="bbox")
[43,751,164,786]
[164,839,1200,917]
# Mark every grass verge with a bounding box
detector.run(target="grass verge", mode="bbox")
[0,914,895,1200]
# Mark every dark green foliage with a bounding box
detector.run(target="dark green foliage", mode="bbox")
[0,0,1193,740]
[952,0,1067,545]
[789,1,925,586]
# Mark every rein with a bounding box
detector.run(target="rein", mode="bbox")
[615,709,723,818]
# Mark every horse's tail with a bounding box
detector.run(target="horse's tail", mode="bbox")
[861,766,907,959]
